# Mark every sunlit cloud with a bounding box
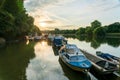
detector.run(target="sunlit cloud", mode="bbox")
[24,0,120,30]
[24,0,74,30]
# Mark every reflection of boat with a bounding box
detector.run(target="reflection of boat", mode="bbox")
[52,46,59,56]
[89,67,119,80]
[96,51,120,65]
[59,44,92,72]
[81,50,119,74]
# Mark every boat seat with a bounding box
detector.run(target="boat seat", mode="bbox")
[96,61,106,68]
[104,62,109,69]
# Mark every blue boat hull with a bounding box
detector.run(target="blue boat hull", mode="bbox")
[59,54,91,72]
[96,51,120,64]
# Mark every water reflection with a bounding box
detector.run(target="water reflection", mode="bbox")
[90,68,119,80]
[52,46,59,56]
[0,37,120,80]
[26,41,68,80]
[64,35,120,57]
[76,35,120,48]
[0,41,35,80]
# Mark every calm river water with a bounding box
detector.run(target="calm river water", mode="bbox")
[0,36,120,80]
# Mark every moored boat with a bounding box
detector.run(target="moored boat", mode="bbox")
[34,36,42,40]
[53,36,67,48]
[81,50,119,74]
[96,51,120,65]
[47,34,55,42]
[59,44,92,73]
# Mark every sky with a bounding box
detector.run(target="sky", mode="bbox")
[24,0,120,30]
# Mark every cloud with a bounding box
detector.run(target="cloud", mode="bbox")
[24,0,75,12]
[24,0,75,29]
[24,0,120,30]
[103,4,120,11]
[40,20,56,24]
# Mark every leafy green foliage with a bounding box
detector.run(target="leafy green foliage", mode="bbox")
[76,27,85,35]
[93,27,106,37]
[0,0,41,40]
[0,10,15,38]
[3,0,20,16]
[106,22,120,33]
[85,27,93,36]
[91,20,101,29]
[50,28,77,34]
[0,0,5,9]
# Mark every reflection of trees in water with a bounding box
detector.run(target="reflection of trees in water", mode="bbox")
[76,35,85,41]
[47,39,52,46]
[91,39,100,49]
[0,41,35,80]
[107,38,120,47]
[68,35,120,49]
[63,34,76,39]
[91,37,106,49]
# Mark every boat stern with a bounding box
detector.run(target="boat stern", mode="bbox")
[69,60,92,69]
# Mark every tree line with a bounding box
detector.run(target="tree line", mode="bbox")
[76,20,120,37]
[50,20,120,37]
[0,0,41,40]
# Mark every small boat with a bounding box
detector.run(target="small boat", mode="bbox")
[53,36,67,48]
[96,51,120,65]
[47,34,55,42]
[34,36,42,40]
[81,50,119,74]
[59,44,92,73]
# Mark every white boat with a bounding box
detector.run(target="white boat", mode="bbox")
[59,44,92,73]
[34,36,42,40]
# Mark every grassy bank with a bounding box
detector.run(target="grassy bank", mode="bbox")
[106,33,120,38]
[0,37,6,47]
[0,38,6,44]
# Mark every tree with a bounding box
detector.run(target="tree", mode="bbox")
[93,27,106,37]
[0,0,39,40]
[0,10,15,38]
[54,28,60,34]
[85,27,93,36]
[91,20,101,29]
[3,0,24,16]
[0,0,5,9]
[106,22,120,33]
[76,27,85,35]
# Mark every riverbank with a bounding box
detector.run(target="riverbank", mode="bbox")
[62,33,120,38]
[106,33,120,38]
[0,37,6,47]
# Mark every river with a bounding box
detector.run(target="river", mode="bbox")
[0,36,120,80]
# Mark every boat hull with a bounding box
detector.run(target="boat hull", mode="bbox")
[96,52,120,65]
[59,54,89,73]
[91,62,118,74]
[81,50,119,74]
